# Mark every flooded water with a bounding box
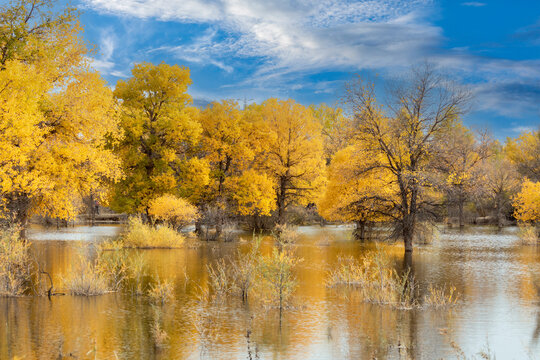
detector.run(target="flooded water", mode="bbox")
[1,225,539,359]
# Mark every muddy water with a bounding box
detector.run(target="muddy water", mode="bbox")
[1,225,539,359]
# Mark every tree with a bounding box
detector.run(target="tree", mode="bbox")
[318,144,395,240]
[434,124,493,227]
[345,65,470,254]
[255,99,325,224]
[110,62,202,216]
[0,0,121,234]
[513,180,540,224]
[479,147,520,228]
[506,129,540,181]
[311,104,353,163]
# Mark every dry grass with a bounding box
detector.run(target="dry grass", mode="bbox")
[121,217,184,249]
[150,306,168,349]
[207,258,236,297]
[518,224,539,245]
[273,224,299,246]
[148,278,175,305]
[328,250,461,309]
[424,283,460,307]
[0,229,34,296]
[63,258,111,296]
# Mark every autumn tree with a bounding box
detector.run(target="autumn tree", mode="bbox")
[0,0,121,234]
[311,104,353,163]
[478,147,520,228]
[345,65,470,254]
[255,99,325,225]
[433,124,493,227]
[318,144,395,240]
[110,62,202,216]
[513,180,540,224]
[506,129,540,181]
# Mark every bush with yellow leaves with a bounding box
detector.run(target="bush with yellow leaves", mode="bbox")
[148,194,199,230]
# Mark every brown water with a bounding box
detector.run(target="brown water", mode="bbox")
[1,225,539,359]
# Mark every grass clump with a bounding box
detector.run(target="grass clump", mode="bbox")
[518,224,539,244]
[328,250,460,309]
[0,229,34,296]
[424,283,460,307]
[121,217,184,249]
[273,224,299,246]
[148,278,175,305]
[63,258,111,296]
[259,248,301,317]
[150,306,168,349]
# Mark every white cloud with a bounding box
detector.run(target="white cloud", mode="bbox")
[82,0,540,119]
[461,2,486,7]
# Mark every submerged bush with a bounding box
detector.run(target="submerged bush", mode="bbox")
[258,248,302,316]
[0,230,34,296]
[63,258,110,296]
[122,217,184,248]
[148,278,175,305]
[328,251,460,309]
[518,224,539,244]
[273,223,299,246]
[327,252,416,308]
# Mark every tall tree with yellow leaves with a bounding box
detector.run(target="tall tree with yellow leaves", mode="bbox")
[506,129,540,181]
[346,65,470,255]
[110,62,203,216]
[0,0,121,234]
[255,99,325,225]
[318,144,396,240]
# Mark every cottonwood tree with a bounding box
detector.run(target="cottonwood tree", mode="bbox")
[110,62,202,216]
[0,0,121,234]
[506,128,540,181]
[255,99,325,225]
[345,64,471,254]
[433,124,493,227]
[318,143,395,240]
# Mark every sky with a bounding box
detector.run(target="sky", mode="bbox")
[65,0,540,138]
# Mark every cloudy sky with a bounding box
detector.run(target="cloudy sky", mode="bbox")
[74,0,539,138]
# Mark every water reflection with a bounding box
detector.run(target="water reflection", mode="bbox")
[0,225,539,359]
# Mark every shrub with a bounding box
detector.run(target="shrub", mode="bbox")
[273,223,299,247]
[150,306,168,349]
[122,217,184,248]
[258,248,301,317]
[518,224,539,244]
[148,194,199,230]
[63,259,110,296]
[207,259,236,297]
[424,283,460,308]
[0,230,34,296]
[513,180,540,223]
[148,278,175,305]
[327,252,417,308]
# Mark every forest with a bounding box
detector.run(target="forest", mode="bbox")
[1,1,540,358]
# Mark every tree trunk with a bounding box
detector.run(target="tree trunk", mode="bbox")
[402,215,415,254]
[353,220,366,241]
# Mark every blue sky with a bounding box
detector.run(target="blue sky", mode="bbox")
[69,0,539,138]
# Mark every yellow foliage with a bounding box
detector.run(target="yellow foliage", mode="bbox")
[122,217,184,248]
[110,62,201,214]
[506,130,540,181]
[0,1,121,224]
[148,194,199,229]
[319,144,395,223]
[225,170,276,216]
[513,180,540,223]
[255,98,325,220]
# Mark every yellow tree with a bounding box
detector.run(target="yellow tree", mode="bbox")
[318,144,395,240]
[256,99,325,224]
[506,129,540,181]
[110,62,203,216]
[310,104,353,163]
[433,124,493,227]
[0,0,121,233]
[513,180,540,224]
[346,65,470,255]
